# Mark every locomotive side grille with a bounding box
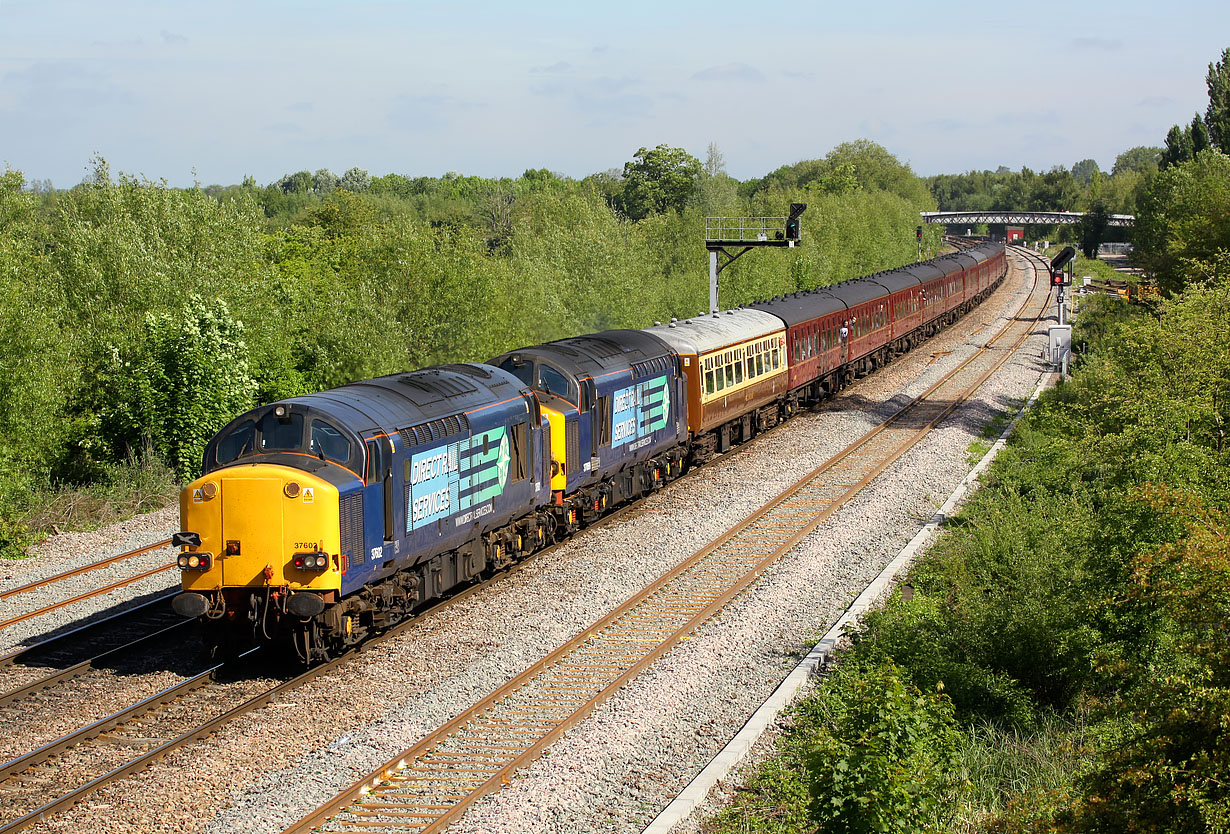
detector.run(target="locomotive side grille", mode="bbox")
[402,413,471,447]
[340,492,364,565]
[566,420,579,476]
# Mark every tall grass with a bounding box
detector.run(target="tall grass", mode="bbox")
[953,711,1093,832]
[3,452,178,559]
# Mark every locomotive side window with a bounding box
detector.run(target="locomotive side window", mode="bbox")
[260,412,303,452]
[510,422,527,480]
[310,420,351,464]
[598,396,611,445]
[217,421,256,464]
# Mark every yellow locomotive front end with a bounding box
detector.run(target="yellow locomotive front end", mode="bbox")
[173,463,343,645]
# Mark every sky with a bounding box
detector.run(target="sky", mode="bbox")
[1,0,1227,189]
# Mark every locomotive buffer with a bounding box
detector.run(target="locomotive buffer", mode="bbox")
[704,203,806,313]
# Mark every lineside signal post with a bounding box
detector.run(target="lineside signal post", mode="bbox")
[704,203,806,314]
[1049,246,1076,327]
[1048,246,1076,377]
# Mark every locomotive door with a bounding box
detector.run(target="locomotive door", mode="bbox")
[364,437,394,560]
[219,474,283,586]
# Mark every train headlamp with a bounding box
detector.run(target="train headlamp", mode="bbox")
[178,552,212,570]
[292,552,330,571]
[284,482,301,498]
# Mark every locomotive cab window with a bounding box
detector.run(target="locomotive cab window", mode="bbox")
[310,420,350,464]
[217,420,255,464]
[497,356,535,388]
[537,364,577,405]
[259,411,303,452]
[510,422,527,480]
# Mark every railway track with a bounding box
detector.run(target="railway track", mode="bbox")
[278,248,1049,834]
[0,539,176,632]
[0,595,189,707]
[0,253,1034,833]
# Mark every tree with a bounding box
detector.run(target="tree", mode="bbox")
[1071,158,1101,184]
[696,141,739,216]
[1067,489,1230,834]
[616,144,701,221]
[105,296,255,479]
[313,168,338,194]
[1078,201,1111,259]
[339,166,371,193]
[1206,47,1230,151]
[278,170,313,194]
[1161,124,1193,169]
[1133,150,1230,293]
[1191,113,1212,156]
[1112,146,1162,176]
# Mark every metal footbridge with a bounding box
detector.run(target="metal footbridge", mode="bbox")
[921,210,1135,227]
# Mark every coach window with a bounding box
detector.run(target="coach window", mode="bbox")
[725,360,735,388]
[705,369,715,395]
[217,420,255,464]
[734,354,743,384]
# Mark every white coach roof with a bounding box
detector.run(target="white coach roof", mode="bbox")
[644,308,784,356]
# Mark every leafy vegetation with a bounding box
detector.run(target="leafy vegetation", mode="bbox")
[0,140,937,558]
[707,53,1230,831]
[704,278,1230,834]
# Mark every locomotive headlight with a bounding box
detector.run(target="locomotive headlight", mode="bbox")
[292,552,330,571]
[178,553,212,571]
[284,482,301,498]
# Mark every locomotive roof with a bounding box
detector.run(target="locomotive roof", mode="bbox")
[644,308,783,356]
[490,329,673,377]
[274,363,526,436]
